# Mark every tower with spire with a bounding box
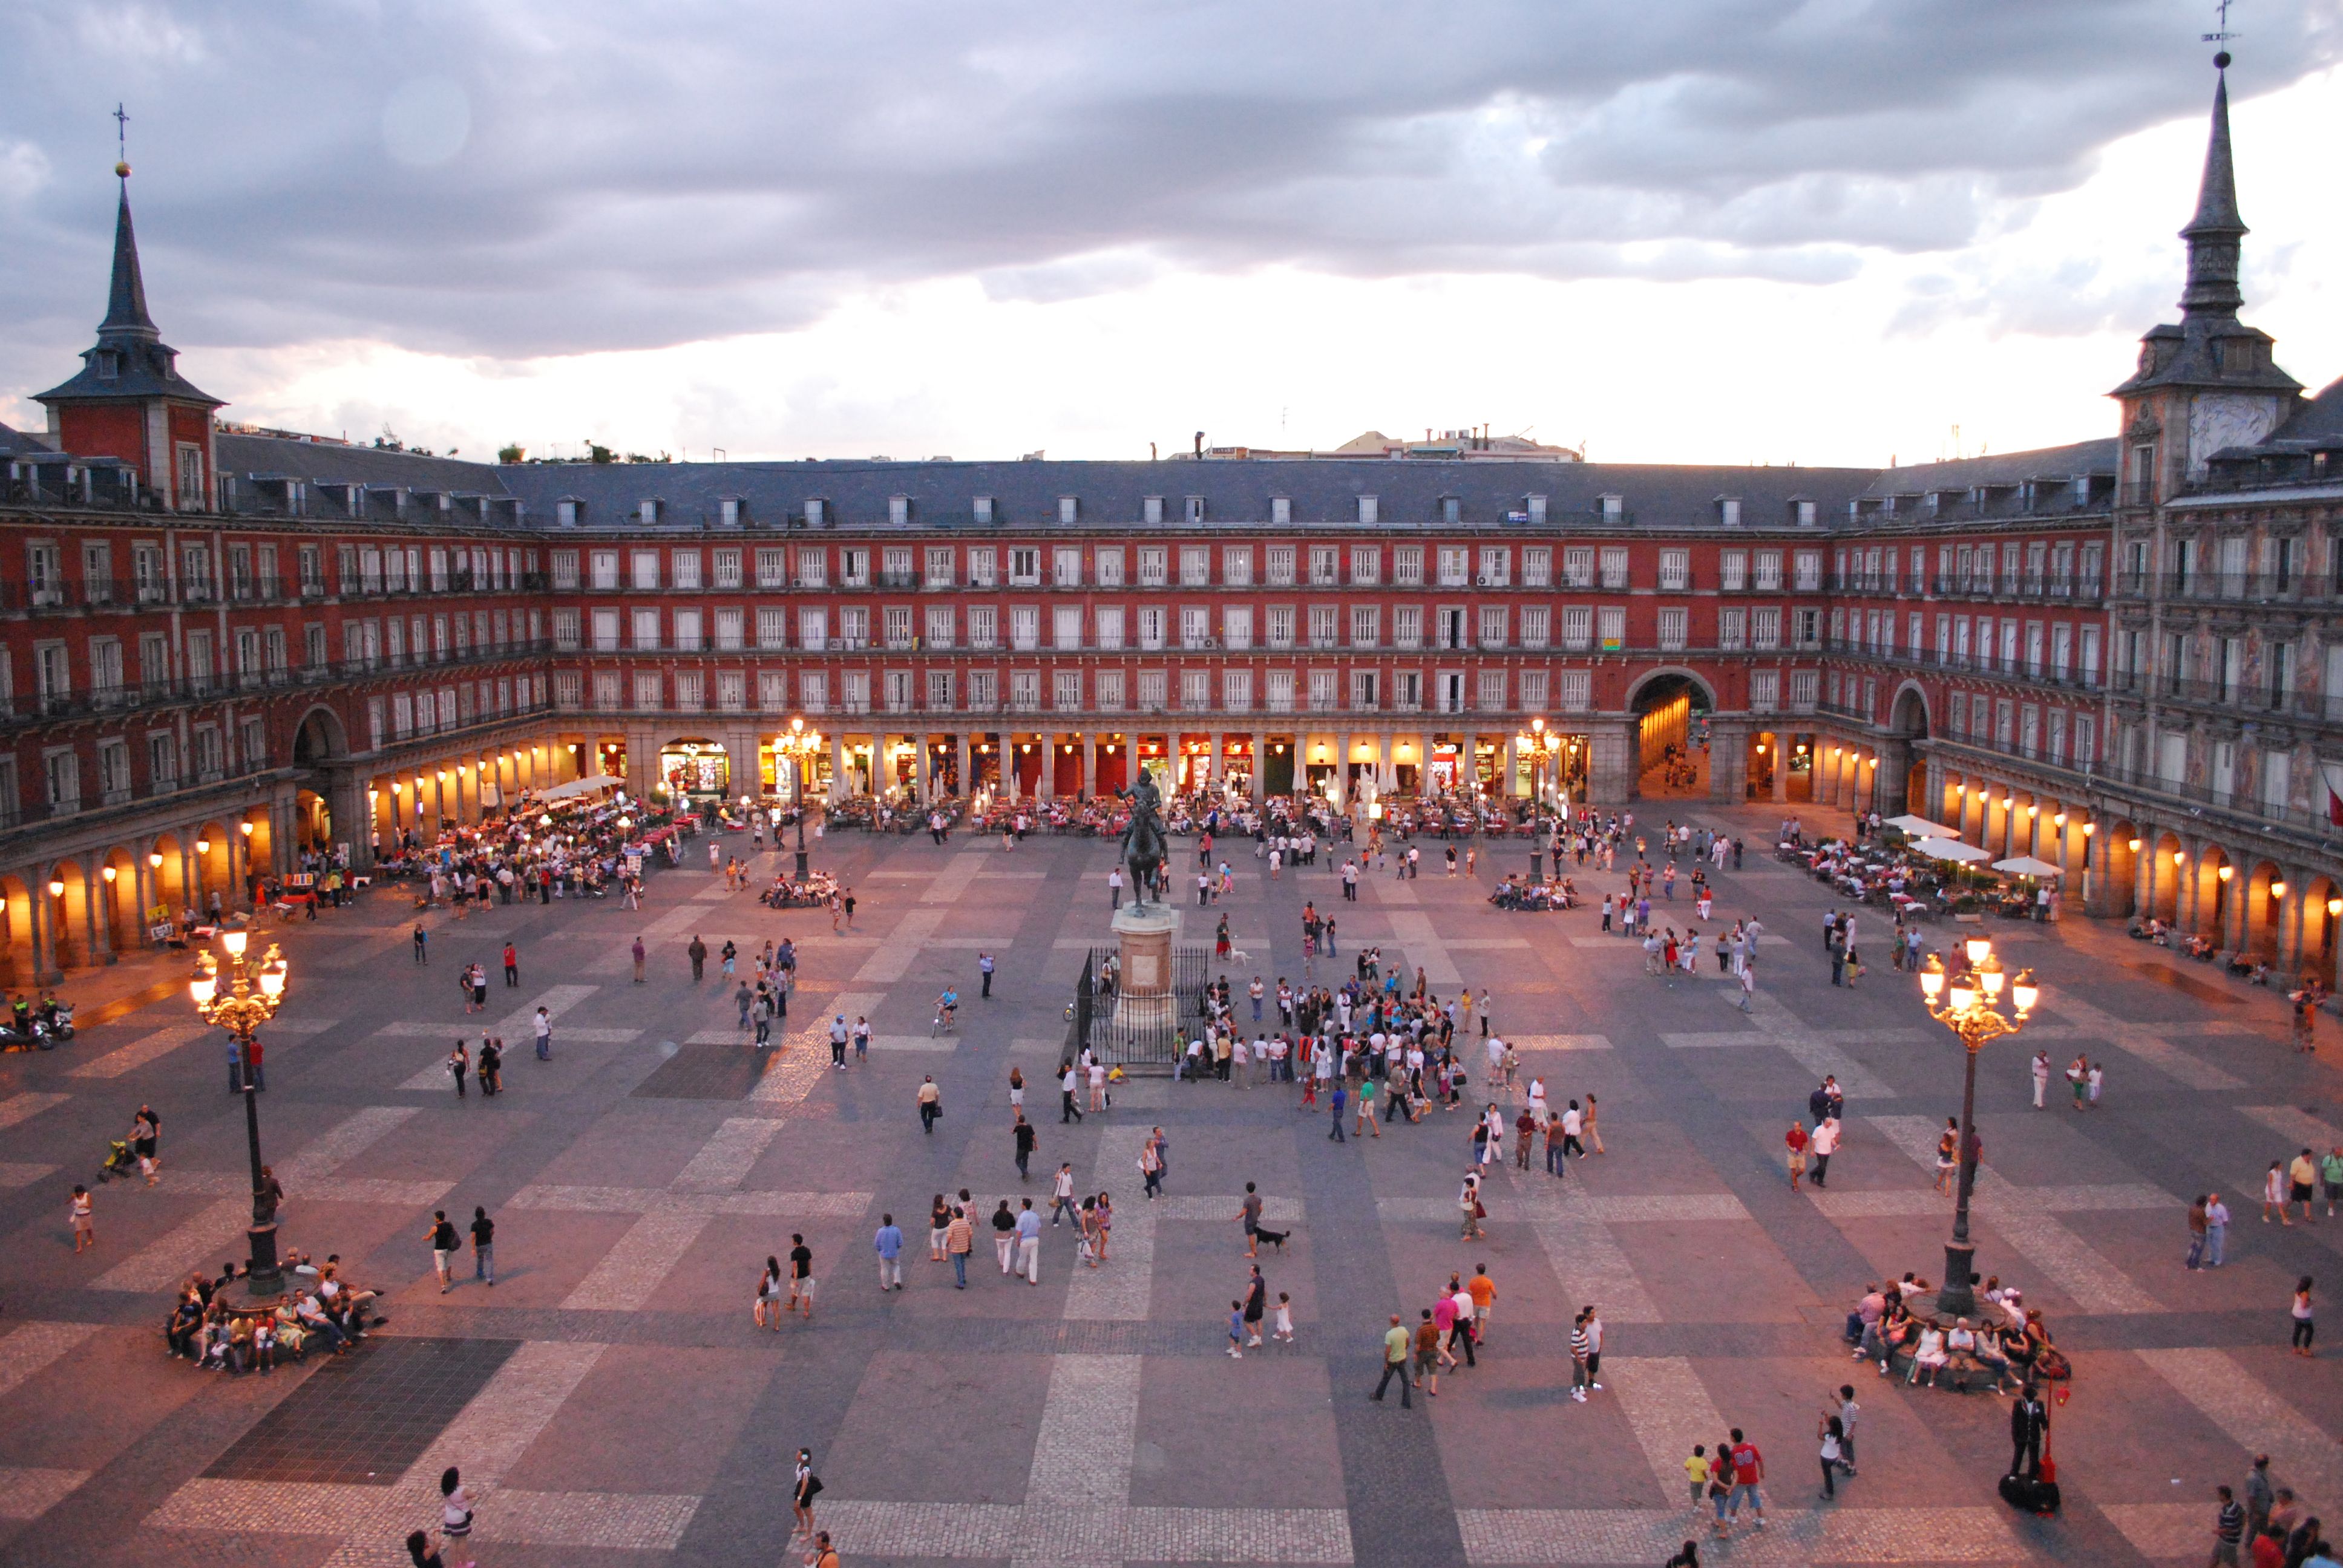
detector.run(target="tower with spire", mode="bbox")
[2109,51,2301,503]
[33,155,224,512]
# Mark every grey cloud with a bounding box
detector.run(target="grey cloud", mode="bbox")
[0,0,2333,387]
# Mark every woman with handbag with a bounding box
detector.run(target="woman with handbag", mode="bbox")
[791,1448,823,1540]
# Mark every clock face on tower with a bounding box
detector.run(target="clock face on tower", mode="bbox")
[2187,393,2279,477]
[2139,345,2157,374]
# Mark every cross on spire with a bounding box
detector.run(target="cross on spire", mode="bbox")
[113,102,128,160]
[2203,0,2237,43]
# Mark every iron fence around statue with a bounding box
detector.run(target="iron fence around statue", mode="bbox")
[1067,942,1211,1071]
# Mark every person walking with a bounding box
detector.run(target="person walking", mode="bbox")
[790,1449,822,1543]
[917,1076,942,1134]
[1138,1133,1164,1199]
[785,1233,816,1319]
[689,935,709,981]
[1460,1172,1486,1240]
[446,1042,470,1099]
[830,1016,850,1068]
[69,1184,94,1253]
[1015,1198,1042,1284]
[2292,1276,2316,1357]
[991,1200,1018,1275]
[427,1210,460,1292]
[1818,1415,1848,1501]
[1328,1081,1347,1142]
[1236,1182,1265,1256]
[1051,1164,1080,1227]
[2245,1454,2275,1546]
[1242,1264,1268,1348]
[1372,1313,1414,1406]
[1013,1112,1037,1181]
[1786,1122,1809,1192]
[469,1206,496,1286]
[1060,1062,1084,1124]
[1809,1116,1839,1187]
[502,942,519,987]
[874,1214,904,1291]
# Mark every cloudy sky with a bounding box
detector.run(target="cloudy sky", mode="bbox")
[3,1,2339,466]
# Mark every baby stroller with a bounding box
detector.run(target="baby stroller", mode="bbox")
[98,1138,138,1183]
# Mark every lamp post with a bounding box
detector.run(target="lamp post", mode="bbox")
[1917,939,2039,1319]
[191,928,290,1302]
[783,717,823,878]
[1517,717,1561,878]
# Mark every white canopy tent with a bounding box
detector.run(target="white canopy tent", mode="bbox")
[534,773,622,803]
[1885,814,1959,839]
[1912,836,1993,864]
[1993,855,2064,878]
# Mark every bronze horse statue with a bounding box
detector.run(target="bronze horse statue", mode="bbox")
[1118,775,1168,910]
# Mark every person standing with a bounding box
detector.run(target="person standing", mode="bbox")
[2187,1195,2210,1270]
[502,942,519,988]
[917,1076,942,1134]
[631,936,647,984]
[469,1206,496,1286]
[2009,1384,2048,1476]
[2030,1050,2051,1110]
[1372,1313,1414,1406]
[427,1210,460,1292]
[1725,1428,1766,1532]
[790,1449,822,1543]
[533,1005,552,1061]
[829,1016,850,1068]
[2291,1276,2316,1357]
[1568,1309,1592,1401]
[1328,1080,1347,1142]
[1833,1385,1861,1477]
[1237,1182,1265,1256]
[944,1207,973,1288]
[1242,1264,1267,1348]
[1818,1415,1848,1501]
[979,952,996,999]
[689,935,709,981]
[2210,1485,2246,1568]
[447,1042,470,1099]
[2245,1454,2275,1546]
[874,1214,904,1291]
[1109,866,1123,910]
[2206,1191,2230,1267]
[413,923,428,965]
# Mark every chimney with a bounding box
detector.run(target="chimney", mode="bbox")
[1193,431,1204,458]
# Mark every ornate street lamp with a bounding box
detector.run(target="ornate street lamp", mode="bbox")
[782,717,824,877]
[191,927,290,1302]
[1918,938,2039,1318]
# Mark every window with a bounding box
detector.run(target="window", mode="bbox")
[799,670,829,711]
[631,607,661,650]
[1059,497,1080,524]
[1793,550,1823,590]
[1053,605,1084,649]
[1521,547,1551,587]
[1181,668,1210,710]
[1223,606,1253,650]
[714,607,745,650]
[1267,546,1296,586]
[1561,606,1591,650]
[967,547,997,587]
[1053,546,1082,587]
[1659,549,1690,591]
[1437,547,1469,587]
[1222,546,1253,586]
[758,607,787,648]
[1597,607,1625,651]
[1270,497,1291,526]
[925,546,956,587]
[1349,605,1379,648]
[1222,669,1253,711]
[1308,605,1339,648]
[1559,670,1590,711]
[1478,606,1507,648]
[1478,546,1509,587]
[1392,605,1421,650]
[1144,496,1164,526]
[672,609,703,651]
[926,605,955,648]
[1599,547,1629,589]
[1394,547,1424,586]
[796,547,829,588]
[1180,546,1210,586]
[1095,669,1124,710]
[1094,547,1123,587]
[1136,606,1165,650]
[1138,547,1167,586]
[1181,606,1211,648]
[629,550,660,590]
[1309,546,1339,586]
[1184,496,1205,525]
[1657,607,1688,650]
[1266,605,1295,648]
[1519,606,1550,648]
[1055,670,1083,710]
[1137,668,1167,709]
[671,550,703,589]
[1751,608,1780,649]
[1350,546,1380,586]
[885,606,915,649]
[1094,606,1124,650]
[1267,668,1296,712]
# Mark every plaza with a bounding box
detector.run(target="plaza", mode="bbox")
[0,799,2337,1568]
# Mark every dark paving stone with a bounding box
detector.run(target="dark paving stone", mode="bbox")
[630,1043,765,1100]
[203,1336,518,1485]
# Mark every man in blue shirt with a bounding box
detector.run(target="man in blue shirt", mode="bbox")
[1014,1199,1042,1284]
[873,1214,904,1292]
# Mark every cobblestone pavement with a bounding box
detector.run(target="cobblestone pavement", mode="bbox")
[2,802,2339,1566]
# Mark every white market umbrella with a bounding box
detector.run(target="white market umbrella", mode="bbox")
[1912,836,1993,864]
[1993,855,2063,878]
[1884,814,1959,839]
[536,773,622,802]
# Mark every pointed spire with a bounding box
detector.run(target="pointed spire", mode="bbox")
[2179,53,2247,320]
[99,174,159,339]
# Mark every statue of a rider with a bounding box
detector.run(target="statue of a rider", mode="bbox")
[1117,773,1168,911]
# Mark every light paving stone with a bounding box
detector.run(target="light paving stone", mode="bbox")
[1027,1354,1141,1504]
[1509,1034,1614,1051]
[2238,1102,2342,1150]
[672,1116,784,1191]
[505,1184,868,1218]
[0,1466,92,1521]
[2034,993,2244,1091]
[1066,1130,1159,1321]
[67,1027,209,1079]
[0,1091,70,1128]
[1867,1115,2161,1313]
[0,1321,99,1398]
[920,853,989,904]
[1457,1506,2024,1563]
[1605,1357,1728,1503]
[2097,1502,2207,1560]
[853,907,948,981]
[1663,995,1902,1099]
[93,1106,419,1293]
[168,1171,452,1206]
[2138,1347,2343,1503]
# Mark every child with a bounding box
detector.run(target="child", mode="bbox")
[1274,1291,1295,1344]
[1685,1445,1711,1510]
[70,1184,95,1253]
[1228,1301,1246,1359]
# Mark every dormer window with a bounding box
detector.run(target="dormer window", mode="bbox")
[1717,497,1742,526]
[1058,496,1078,524]
[638,498,663,525]
[1795,499,1817,526]
[94,350,120,380]
[1271,497,1291,526]
[1185,495,1205,524]
[974,495,995,524]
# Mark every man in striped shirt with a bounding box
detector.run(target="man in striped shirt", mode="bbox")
[1568,1311,1593,1402]
[2210,1485,2245,1567]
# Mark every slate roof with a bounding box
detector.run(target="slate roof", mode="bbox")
[33,181,222,410]
[214,433,513,493]
[1858,439,2119,498]
[0,420,56,457]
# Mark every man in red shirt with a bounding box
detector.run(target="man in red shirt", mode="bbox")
[1785,1122,1809,1192]
[1725,1428,1766,1533]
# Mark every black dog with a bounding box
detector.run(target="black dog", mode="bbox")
[1253,1226,1291,1252]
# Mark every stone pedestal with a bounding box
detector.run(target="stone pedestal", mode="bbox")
[1111,903,1181,1032]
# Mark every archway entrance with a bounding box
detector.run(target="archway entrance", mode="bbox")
[1886,686,1930,818]
[1630,671,1713,799]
